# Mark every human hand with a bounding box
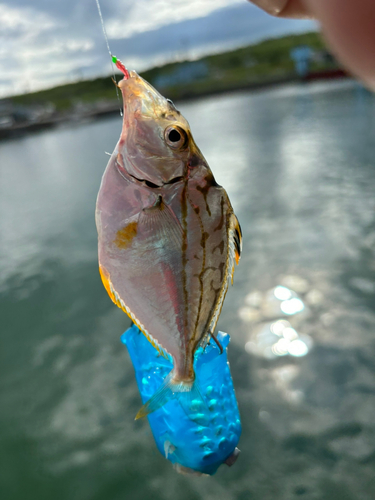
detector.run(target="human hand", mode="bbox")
[248,0,375,90]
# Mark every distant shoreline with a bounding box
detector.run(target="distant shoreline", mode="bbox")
[0,73,351,141]
[2,30,350,140]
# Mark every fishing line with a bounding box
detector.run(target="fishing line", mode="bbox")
[95,0,123,115]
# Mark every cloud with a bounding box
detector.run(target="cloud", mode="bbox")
[0,0,316,98]
[0,3,57,36]
[106,0,243,38]
[109,3,316,70]
[20,40,95,61]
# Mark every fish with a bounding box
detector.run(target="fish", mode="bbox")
[95,57,242,420]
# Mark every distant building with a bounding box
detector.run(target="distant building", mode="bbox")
[0,98,56,129]
[154,61,208,88]
[290,45,314,77]
[312,49,335,66]
[0,99,14,128]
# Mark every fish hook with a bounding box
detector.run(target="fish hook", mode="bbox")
[111,77,120,89]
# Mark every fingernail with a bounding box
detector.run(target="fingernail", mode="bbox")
[248,0,290,16]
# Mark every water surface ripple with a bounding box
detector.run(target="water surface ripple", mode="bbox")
[1,80,375,499]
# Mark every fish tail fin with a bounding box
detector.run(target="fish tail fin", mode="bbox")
[135,371,174,420]
[135,370,207,420]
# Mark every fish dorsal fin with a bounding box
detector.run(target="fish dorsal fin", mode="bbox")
[139,195,183,248]
[207,212,242,335]
[99,265,171,361]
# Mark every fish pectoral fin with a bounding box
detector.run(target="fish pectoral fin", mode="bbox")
[135,371,208,424]
[139,195,183,248]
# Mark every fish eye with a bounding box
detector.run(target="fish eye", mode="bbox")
[169,129,181,142]
[164,126,187,149]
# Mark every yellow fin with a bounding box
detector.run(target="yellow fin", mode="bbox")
[99,265,171,361]
[231,213,242,266]
[99,265,120,306]
[229,213,242,284]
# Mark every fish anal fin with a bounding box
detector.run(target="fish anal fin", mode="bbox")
[142,329,171,361]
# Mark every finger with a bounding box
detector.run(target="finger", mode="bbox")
[247,0,312,19]
[303,0,375,89]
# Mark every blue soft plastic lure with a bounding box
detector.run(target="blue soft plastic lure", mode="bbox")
[122,325,241,475]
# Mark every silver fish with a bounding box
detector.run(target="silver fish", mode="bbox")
[96,59,241,419]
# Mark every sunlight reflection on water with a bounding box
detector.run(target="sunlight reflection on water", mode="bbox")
[239,278,322,359]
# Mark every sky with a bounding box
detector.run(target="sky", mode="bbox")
[0,0,316,98]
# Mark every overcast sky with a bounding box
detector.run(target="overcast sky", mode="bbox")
[0,0,316,98]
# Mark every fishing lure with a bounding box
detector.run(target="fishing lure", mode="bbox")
[122,324,241,475]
